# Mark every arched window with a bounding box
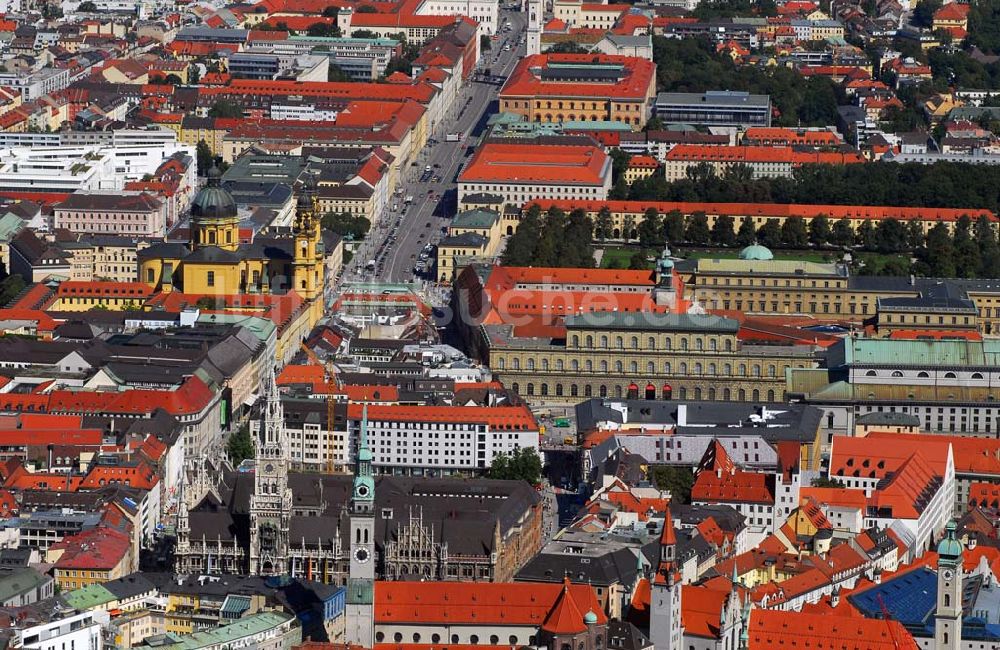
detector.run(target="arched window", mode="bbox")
[648,336,656,349]
[615,361,623,372]
[512,358,520,370]
[555,384,563,396]
[664,361,672,374]
[631,336,639,349]
[945,372,957,379]
[470,636,479,645]
[695,339,704,351]
[708,388,716,400]
[891,370,903,377]
[527,359,535,370]
[768,365,776,377]
[694,387,702,399]
[490,637,499,645]
[413,634,422,643]
[527,383,534,395]
[541,359,549,371]
[585,385,593,397]
[614,385,623,398]
[972,372,984,379]
[724,388,731,400]
[767,389,775,401]
[739,364,747,376]
[752,364,761,377]
[497,358,505,370]
[600,361,608,372]
[630,361,638,373]
[709,339,717,351]
[680,338,689,351]
[616,336,624,349]
[752,389,760,401]
[572,359,579,371]
[571,335,579,347]
[571,385,579,397]
[586,335,594,347]
[648,361,655,373]
[394,634,403,643]
[664,338,672,350]
[709,363,717,375]
[725,339,733,351]
[694,363,702,375]
[586,360,593,371]
[918,371,929,378]
[865,370,877,377]
[680,362,688,375]
[599,385,608,397]
[738,389,746,400]
[601,336,609,347]
[556,359,564,371]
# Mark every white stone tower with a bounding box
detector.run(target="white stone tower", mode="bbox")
[249,363,292,576]
[346,405,376,647]
[526,0,542,56]
[934,520,963,650]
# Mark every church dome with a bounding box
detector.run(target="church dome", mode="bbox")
[739,244,774,261]
[584,611,598,624]
[936,520,963,560]
[191,165,237,221]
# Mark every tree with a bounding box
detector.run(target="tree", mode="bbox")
[307,21,340,37]
[649,465,694,504]
[196,140,214,177]
[77,0,96,10]
[622,213,636,241]
[356,3,378,11]
[547,40,590,53]
[912,0,942,28]
[780,216,808,248]
[595,207,613,241]
[188,65,201,86]
[736,216,756,246]
[757,219,782,248]
[0,274,25,307]
[874,218,907,254]
[480,34,492,51]
[685,212,710,245]
[711,214,736,246]
[638,208,662,248]
[322,212,371,239]
[906,220,925,250]
[322,4,339,15]
[487,448,542,485]
[645,115,664,132]
[663,210,685,244]
[195,296,222,310]
[856,220,876,250]
[809,215,831,246]
[810,477,845,488]
[608,148,630,185]
[953,215,982,278]
[227,424,254,465]
[328,63,350,82]
[976,215,1000,277]
[208,99,243,118]
[629,251,648,270]
[919,222,957,277]
[830,218,855,247]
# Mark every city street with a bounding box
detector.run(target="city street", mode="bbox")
[340,9,527,287]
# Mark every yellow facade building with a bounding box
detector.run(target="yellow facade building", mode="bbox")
[139,167,327,329]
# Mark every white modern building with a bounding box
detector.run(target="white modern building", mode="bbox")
[416,0,499,34]
[0,143,196,194]
[0,69,71,102]
[15,610,109,650]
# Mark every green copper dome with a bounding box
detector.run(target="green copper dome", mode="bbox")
[191,165,237,221]
[739,244,774,261]
[937,520,963,562]
[584,611,598,624]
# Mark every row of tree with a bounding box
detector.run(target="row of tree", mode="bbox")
[501,206,596,268]
[616,159,1000,213]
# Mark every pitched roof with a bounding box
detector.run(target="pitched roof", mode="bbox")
[374,581,605,627]
[460,142,610,186]
[747,609,918,649]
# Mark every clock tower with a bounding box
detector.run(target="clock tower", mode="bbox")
[346,405,376,647]
[249,363,292,576]
[934,520,963,650]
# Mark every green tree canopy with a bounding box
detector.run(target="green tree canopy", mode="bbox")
[208,99,243,118]
[487,448,542,485]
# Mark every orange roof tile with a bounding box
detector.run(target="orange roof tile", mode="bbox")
[523,199,996,224]
[347,403,537,430]
[500,53,654,102]
[460,142,610,186]
[800,486,867,511]
[374,581,605,627]
[747,609,918,649]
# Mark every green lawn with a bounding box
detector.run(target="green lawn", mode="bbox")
[599,247,655,269]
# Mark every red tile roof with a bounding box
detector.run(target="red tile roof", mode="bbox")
[523,199,997,224]
[799,486,867,511]
[500,53,654,101]
[51,526,131,571]
[666,144,865,165]
[682,584,732,639]
[348,403,537,430]
[866,431,1000,477]
[460,142,610,185]
[374,581,605,627]
[693,441,774,504]
[747,609,918,649]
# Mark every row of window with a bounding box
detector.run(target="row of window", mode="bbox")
[569,334,732,352]
[511,382,778,401]
[501,357,779,377]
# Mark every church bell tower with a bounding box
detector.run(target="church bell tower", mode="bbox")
[935,520,963,650]
[346,405,376,647]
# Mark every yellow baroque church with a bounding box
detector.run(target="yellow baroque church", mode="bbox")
[139,166,326,328]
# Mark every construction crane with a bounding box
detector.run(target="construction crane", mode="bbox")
[877,593,903,649]
[299,342,340,474]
